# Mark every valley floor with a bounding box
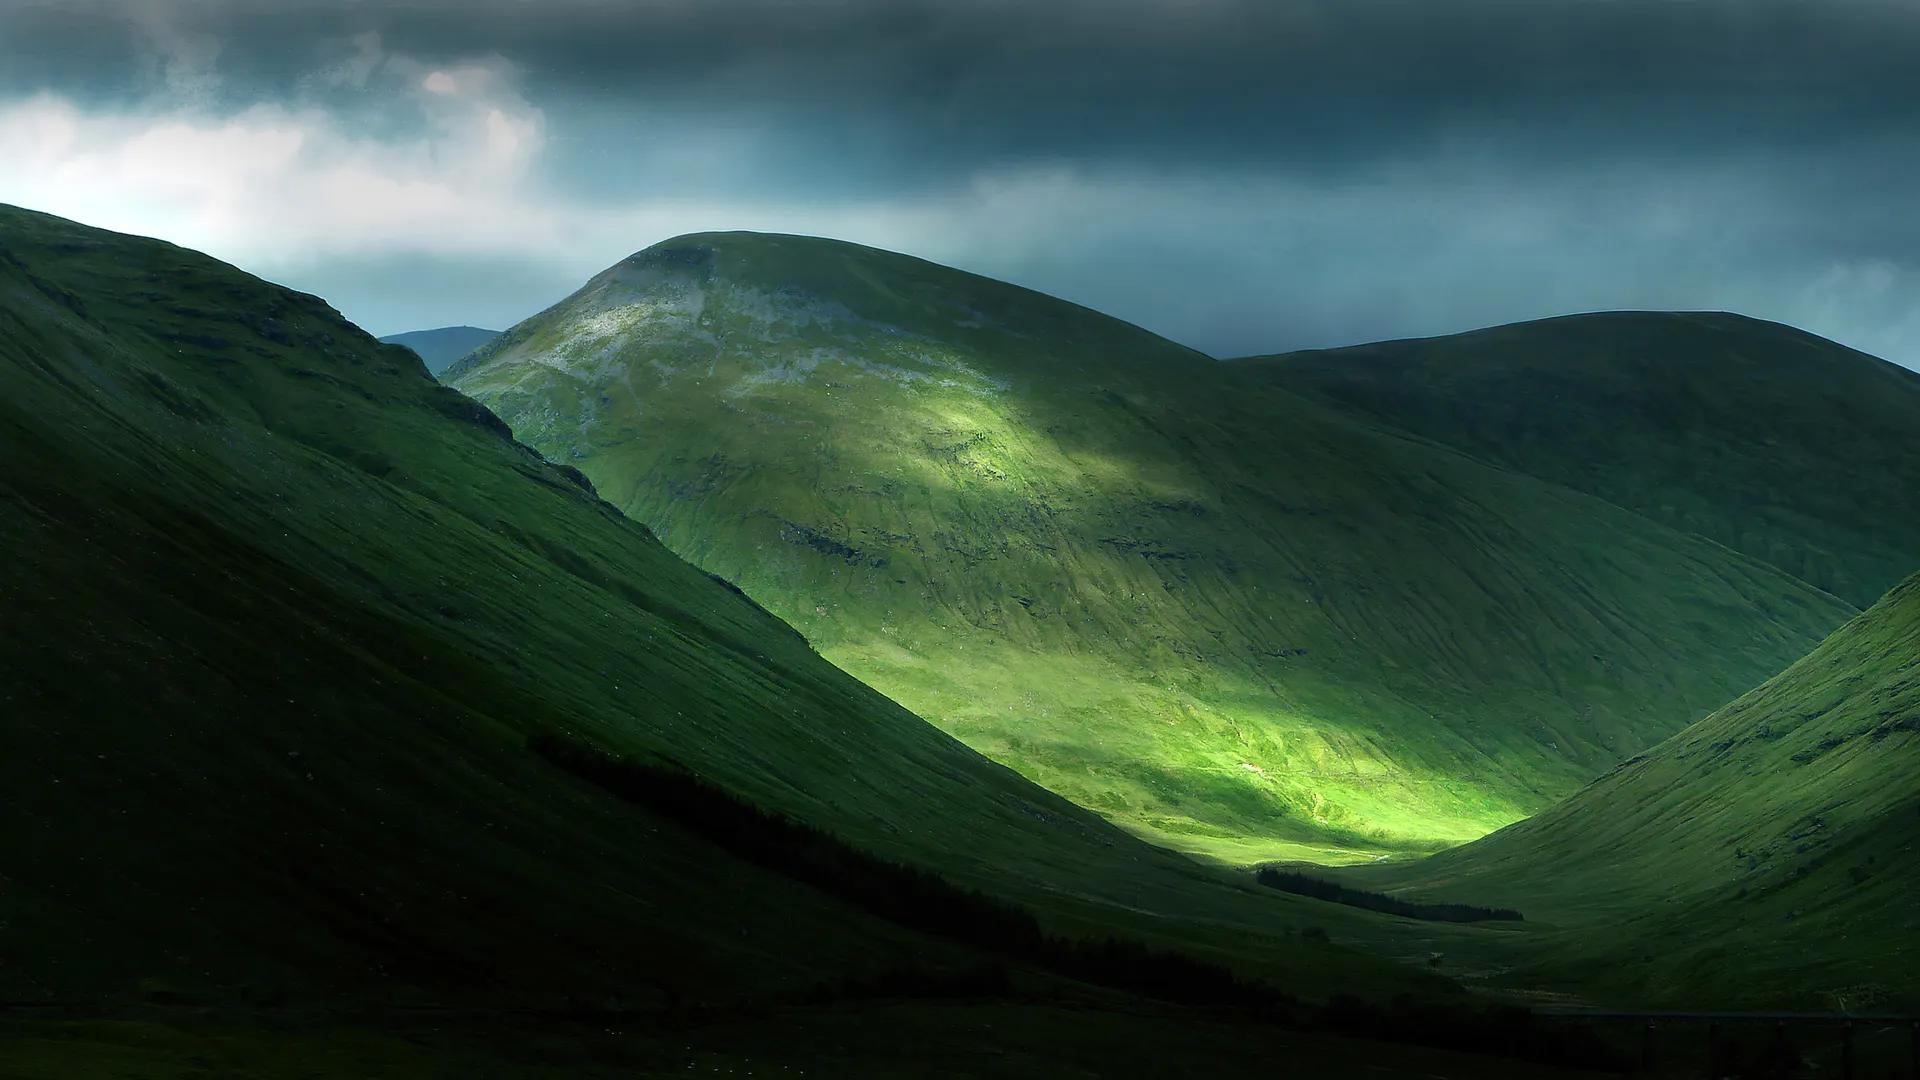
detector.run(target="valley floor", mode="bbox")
[0,1000,1613,1080]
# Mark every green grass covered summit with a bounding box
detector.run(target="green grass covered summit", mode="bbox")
[449,232,1867,863]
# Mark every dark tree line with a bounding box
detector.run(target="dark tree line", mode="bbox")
[527,732,1266,1007]
[1256,867,1523,922]
[528,731,1620,1071]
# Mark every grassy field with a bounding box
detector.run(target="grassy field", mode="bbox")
[1339,572,1920,1011]
[449,231,1858,864]
[1246,311,1920,609]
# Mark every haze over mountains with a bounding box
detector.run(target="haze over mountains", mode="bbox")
[446,232,1910,865]
[377,325,501,376]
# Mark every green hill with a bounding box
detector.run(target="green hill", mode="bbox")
[1342,571,1920,1010]
[377,324,500,375]
[1242,312,1920,608]
[2,207,1902,1073]
[448,232,1854,864]
[0,204,1459,1026]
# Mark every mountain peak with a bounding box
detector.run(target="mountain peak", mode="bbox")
[377,325,503,375]
[450,238,1865,866]
[449,229,1209,385]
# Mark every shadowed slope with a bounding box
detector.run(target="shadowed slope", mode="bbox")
[450,232,1851,862]
[1244,312,1920,608]
[1344,572,1920,1009]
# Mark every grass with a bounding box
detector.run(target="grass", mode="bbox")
[0,203,1482,1040]
[1338,572,1920,1010]
[449,231,1859,864]
[525,730,1268,1009]
[4,201,1908,1066]
[1245,311,1920,609]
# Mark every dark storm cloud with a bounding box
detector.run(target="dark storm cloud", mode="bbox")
[16,1,1920,168]
[2,0,1916,365]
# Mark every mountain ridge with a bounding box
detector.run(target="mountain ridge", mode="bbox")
[379,324,502,375]
[451,229,1859,863]
[1244,310,1920,607]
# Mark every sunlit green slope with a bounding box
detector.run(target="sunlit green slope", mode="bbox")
[1346,572,1920,1009]
[0,205,1427,1015]
[448,232,1851,863]
[1244,312,1920,608]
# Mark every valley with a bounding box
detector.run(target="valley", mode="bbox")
[1342,570,1920,1010]
[9,1,1920,1073]
[3,204,1914,1077]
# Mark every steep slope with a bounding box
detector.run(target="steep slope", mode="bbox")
[0,204,1436,1017]
[449,232,1851,863]
[1345,572,1920,1009]
[378,324,500,375]
[1243,312,1920,608]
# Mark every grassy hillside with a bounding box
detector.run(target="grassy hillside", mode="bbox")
[449,233,1852,863]
[1343,572,1920,1009]
[377,324,500,375]
[0,203,1466,1028]
[1244,312,1920,608]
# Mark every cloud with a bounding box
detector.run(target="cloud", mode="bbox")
[125,0,226,103]
[0,1,1915,367]
[304,31,383,92]
[804,163,1920,369]
[0,51,550,264]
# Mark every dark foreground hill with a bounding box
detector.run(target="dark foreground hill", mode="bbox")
[1244,312,1920,608]
[1343,571,1920,1010]
[0,205,1606,1076]
[377,324,501,375]
[449,232,1854,863]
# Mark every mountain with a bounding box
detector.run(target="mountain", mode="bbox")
[1242,312,1920,608]
[0,204,1485,1052]
[448,232,1853,864]
[377,324,500,375]
[1344,571,1920,1010]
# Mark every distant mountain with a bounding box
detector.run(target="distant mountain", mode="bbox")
[0,205,1433,1022]
[378,324,499,375]
[449,232,1852,863]
[1348,571,1920,1009]
[1242,312,1920,608]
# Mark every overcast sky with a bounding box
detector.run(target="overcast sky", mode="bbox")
[1,0,1916,366]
